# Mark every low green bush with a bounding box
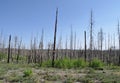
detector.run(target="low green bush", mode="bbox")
[41,60,52,67]
[73,59,88,68]
[0,52,7,60]
[23,69,32,77]
[89,58,104,68]
[41,58,88,69]
[54,58,73,69]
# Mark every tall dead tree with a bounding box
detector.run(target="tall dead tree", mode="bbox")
[33,37,37,63]
[117,20,120,65]
[16,38,22,63]
[7,35,11,63]
[14,36,18,60]
[47,42,51,60]
[99,28,104,61]
[113,33,116,64]
[105,34,107,50]
[89,10,94,60]
[107,33,110,65]
[39,29,44,65]
[65,36,68,58]
[74,32,76,58]
[84,31,87,62]
[28,36,33,63]
[74,32,76,50]
[70,26,73,59]
[52,8,58,67]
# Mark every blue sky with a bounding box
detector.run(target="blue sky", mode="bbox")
[0,0,120,49]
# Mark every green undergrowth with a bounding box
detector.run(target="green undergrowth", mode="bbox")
[39,58,105,69]
[89,58,104,69]
[41,58,88,69]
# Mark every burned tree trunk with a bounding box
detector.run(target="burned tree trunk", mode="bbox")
[70,26,73,59]
[98,28,103,61]
[33,37,37,63]
[89,10,94,60]
[84,31,87,62]
[74,32,76,58]
[7,35,11,63]
[117,20,120,65]
[39,29,44,66]
[14,36,18,61]
[52,8,58,67]
[16,39,22,63]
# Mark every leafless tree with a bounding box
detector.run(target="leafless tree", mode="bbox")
[65,36,68,57]
[98,28,104,61]
[89,10,94,60]
[7,35,11,63]
[28,36,33,63]
[84,31,87,62]
[70,26,73,59]
[14,36,18,60]
[74,32,76,58]
[16,38,22,63]
[39,29,44,65]
[117,20,120,65]
[107,33,110,64]
[33,37,37,63]
[52,8,58,67]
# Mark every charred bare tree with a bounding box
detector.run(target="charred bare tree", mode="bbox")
[14,36,18,60]
[108,34,110,65]
[47,42,51,60]
[65,36,68,57]
[117,20,120,65]
[29,36,34,63]
[39,29,44,66]
[16,39,22,63]
[105,34,107,50]
[89,10,94,60]
[33,37,37,63]
[7,35,11,63]
[70,26,73,59]
[84,31,87,62]
[52,8,58,67]
[74,32,76,58]
[99,28,104,61]
[113,33,116,64]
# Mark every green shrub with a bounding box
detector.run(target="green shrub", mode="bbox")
[54,58,73,69]
[89,58,104,68]
[23,69,32,77]
[41,60,52,67]
[41,58,88,69]
[73,59,88,68]
[0,52,7,60]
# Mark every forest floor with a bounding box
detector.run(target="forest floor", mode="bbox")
[0,62,120,83]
